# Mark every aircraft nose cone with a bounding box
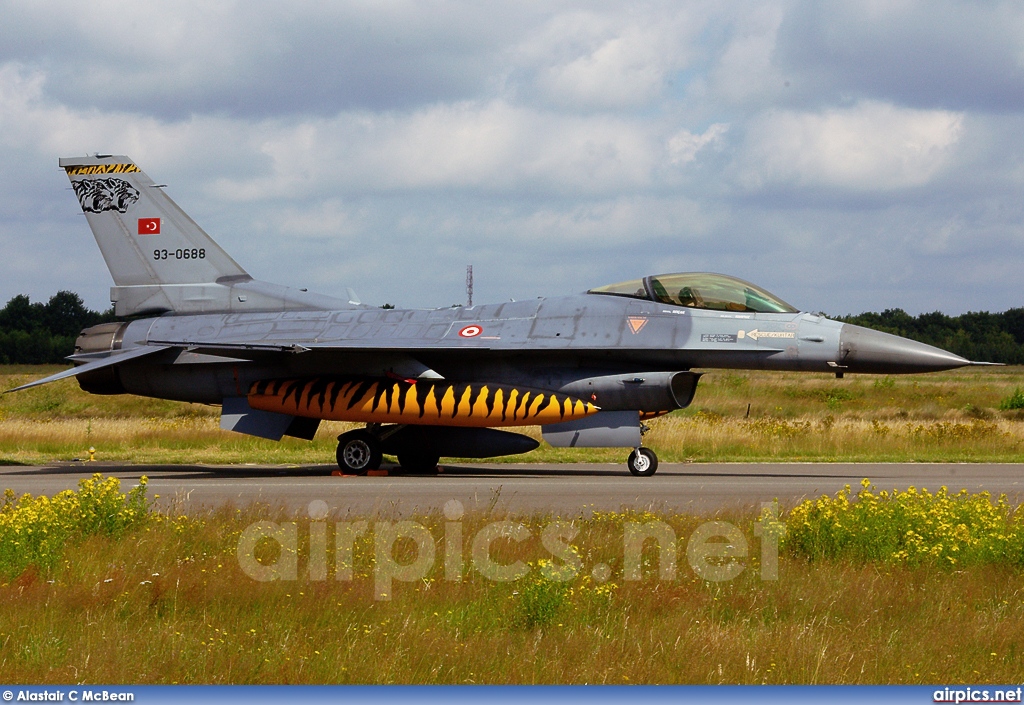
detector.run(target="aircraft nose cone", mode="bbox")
[839,324,970,374]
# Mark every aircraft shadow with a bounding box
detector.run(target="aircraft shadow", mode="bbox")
[2,463,337,480]
[3,462,927,482]
[438,465,880,480]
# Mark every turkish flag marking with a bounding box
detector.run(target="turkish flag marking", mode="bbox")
[138,218,161,235]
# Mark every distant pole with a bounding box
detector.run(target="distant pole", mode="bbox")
[466,264,473,307]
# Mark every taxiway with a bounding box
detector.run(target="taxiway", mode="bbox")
[2,462,1021,516]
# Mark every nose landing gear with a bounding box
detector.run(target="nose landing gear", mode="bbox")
[626,447,658,476]
[625,420,658,476]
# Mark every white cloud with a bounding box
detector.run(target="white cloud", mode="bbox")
[212,101,660,199]
[0,63,660,200]
[668,123,729,165]
[533,23,674,108]
[514,7,704,110]
[775,0,1024,112]
[735,101,964,192]
[0,0,516,116]
[708,3,787,106]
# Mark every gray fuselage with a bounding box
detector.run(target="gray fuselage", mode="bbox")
[104,291,965,406]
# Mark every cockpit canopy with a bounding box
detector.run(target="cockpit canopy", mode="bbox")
[588,272,798,314]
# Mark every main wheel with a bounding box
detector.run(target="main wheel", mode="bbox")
[627,447,658,477]
[397,452,441,474]
[336,430,383,475]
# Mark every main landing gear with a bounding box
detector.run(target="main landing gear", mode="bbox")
[335,427,440,475]
[336,429,383,475]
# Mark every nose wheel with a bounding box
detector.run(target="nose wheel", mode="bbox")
[336,429,383,475]
[627,447,658,476]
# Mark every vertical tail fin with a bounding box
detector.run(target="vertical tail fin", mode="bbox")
[60,155,354,316]
[61,155,248,288]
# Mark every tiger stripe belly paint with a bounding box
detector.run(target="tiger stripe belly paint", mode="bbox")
[247,377,600,427]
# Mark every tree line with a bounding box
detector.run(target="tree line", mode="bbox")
[0,292,116,364]
[1,291,1023,365]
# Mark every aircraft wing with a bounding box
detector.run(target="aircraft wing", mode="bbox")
[4,345,173,393]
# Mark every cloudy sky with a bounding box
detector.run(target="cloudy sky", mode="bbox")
[1,0,1023,316]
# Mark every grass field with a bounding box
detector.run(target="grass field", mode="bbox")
[2,364,1024,465]
[2,476,1023,684]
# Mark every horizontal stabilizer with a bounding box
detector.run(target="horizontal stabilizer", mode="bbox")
[4,345,172,393]
[220,397,320,441]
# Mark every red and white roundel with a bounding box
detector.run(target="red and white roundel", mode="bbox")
[458,325,483,338]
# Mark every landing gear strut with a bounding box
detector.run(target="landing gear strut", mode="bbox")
[627,447,658,476]
[336,429,383,475]
[625,420,658,476]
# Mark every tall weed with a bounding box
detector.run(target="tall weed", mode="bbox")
[782,479,1024,567]
[0,473,150,579]
[999,388,1024,411]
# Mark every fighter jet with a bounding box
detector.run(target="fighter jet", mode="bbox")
[8,155,983,476]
